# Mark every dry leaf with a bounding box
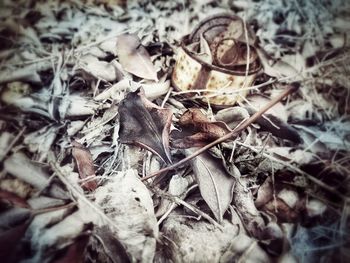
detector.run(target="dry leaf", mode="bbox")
[172,108,231,148]
[78,54,118,82]
[72,141,98,191]
[161,210,239,262]
[0,190,29,208]
[116,33,158,81]
[186,149,235,223]
[118,88,172,163]
[232,177,266,238]
[94,169,158,262]
[4,152,68,199]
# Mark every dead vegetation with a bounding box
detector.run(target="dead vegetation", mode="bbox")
[0,0,349,262]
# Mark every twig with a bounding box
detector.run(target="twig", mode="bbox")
[48,155,123,231]
[32,202,77,215]
[151,186,223,229]
[142,83,299,181]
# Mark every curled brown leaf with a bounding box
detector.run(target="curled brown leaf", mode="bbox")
[72,141,98,191]
[172,108,231,148]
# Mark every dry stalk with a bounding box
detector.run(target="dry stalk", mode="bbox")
[142,83,299,181]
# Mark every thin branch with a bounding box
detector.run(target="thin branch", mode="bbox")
[141,83,299,181]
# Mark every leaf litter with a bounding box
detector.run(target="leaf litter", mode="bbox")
[0,0,350,262]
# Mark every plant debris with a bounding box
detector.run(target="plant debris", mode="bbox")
[0,0,350,262]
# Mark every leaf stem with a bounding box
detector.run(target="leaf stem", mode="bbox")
[141,83,299,181]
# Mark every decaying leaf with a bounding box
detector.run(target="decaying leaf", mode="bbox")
[94,169,158,262]
[78,54,119,82]
[116,33,158,81]
[172,108,231,148]
[0,190,29,208]
[161,209,239,262]
[72,141,98,191]
[118,88,172,163]
[186,149,235,223]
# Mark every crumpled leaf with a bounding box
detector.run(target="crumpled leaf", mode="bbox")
[172,108,231,148]
[186,149,235,223]
[118,88,172,163]
[78,54,119,82]
[94,169,158,262]
[116,33,158,81]
[161,210,239,262]
[72,141,98,191]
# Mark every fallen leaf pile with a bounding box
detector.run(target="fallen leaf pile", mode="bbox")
[0,0,350,262]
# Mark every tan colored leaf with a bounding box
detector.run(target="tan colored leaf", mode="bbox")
[116,33,158,81]
[72,141,98,191]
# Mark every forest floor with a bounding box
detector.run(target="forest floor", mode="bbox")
[0,0,350,262]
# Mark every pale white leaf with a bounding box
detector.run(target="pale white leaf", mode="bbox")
[78,54,117,82]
